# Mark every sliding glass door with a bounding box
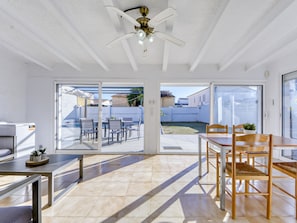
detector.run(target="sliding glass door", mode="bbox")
[282,71,297,160]
[55,82,144,153]
[213,85,263,133]
[159,84,209,154]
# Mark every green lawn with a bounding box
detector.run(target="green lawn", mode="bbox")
[161,122,207,134]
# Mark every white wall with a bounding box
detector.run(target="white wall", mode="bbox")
[0,51,28,122]
[27,76,54,151]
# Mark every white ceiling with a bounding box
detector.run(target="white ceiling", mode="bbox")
[0,0,297,73]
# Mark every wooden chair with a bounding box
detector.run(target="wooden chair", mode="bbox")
[272,161,297,218]
[226,124,245,162]
[225,133,273,219]
[206,124,228,197]
[231,124,268,167]
[233,124,268,167]
[232,124,244,134]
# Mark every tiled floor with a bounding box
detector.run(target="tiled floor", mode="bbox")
[0,154,296,222]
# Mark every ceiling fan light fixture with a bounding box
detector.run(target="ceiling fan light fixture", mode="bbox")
[147,34,154,43]
[138,39,144,45]
[137,29,146,41]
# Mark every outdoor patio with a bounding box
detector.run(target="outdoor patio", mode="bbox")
[59,123,200,154]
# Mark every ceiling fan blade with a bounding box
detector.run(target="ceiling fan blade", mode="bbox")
[148,8,176,27]
[154,31,185,47]
[105,6,140,27]
[106,32,136,48]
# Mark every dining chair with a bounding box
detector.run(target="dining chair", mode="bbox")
[225,133,273,219]
[80,118,97,143]
[232,124,244,134]
[206,124,228,197]
[225,124,245,162]
[232,124,268,167]
[272,161,297,218]
[108,119,123,144]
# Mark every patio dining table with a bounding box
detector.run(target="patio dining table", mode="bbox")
[198,133,297,210]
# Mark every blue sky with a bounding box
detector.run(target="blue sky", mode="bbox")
[161,86,207,102]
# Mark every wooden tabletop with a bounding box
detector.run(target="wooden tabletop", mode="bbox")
[199,133,297,147]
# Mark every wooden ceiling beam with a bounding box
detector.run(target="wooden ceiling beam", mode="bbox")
[219,0,294,71]
[0,38,52,70]
[40,0,109,71]
[0,5,81,71]
[190,0,230,72]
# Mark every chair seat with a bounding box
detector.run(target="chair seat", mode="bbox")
[226,162,267,177]
[0,206,32,223]
[273,162,297,176]
[0,148,12,157]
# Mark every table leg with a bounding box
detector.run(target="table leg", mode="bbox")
[103,123,107,138]
[220,147,226,210]
[79,158,83,180]
[198,135,202,177]
[48,174,54,206]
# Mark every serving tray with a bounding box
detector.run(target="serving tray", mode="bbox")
[26,157,49,167]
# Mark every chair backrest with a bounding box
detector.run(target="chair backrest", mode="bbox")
[122,117,133,122]
[232,133,273,166]
[80,118,94,131]
[109,119,122,130]
[232,124,244,133]
[206,124,228,133]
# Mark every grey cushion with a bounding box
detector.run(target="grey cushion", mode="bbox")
[0,206,32,223]
[0,148,12,157]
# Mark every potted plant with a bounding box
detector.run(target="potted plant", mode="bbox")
[243,123,256,134]
[30,150,41,162]
[38,147,47,159]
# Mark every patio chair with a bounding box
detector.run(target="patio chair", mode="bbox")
[0,135,15,162]
[225,133,273,219]
[80,118,97,143]
[0,174,42,223]
[126,118,141,140]
[108,119,123,144]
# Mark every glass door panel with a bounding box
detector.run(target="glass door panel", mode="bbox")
[213,85,263,133]
[282,72,297,160]
[159,84,208,154]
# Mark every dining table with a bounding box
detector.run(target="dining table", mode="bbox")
[198,133,297,210]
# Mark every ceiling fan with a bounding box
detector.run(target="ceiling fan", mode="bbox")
[105,5,185,48]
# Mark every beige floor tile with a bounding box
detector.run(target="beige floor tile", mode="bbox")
[1,154,297,222]
[126,182,153,196]
[88,196,126,217]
